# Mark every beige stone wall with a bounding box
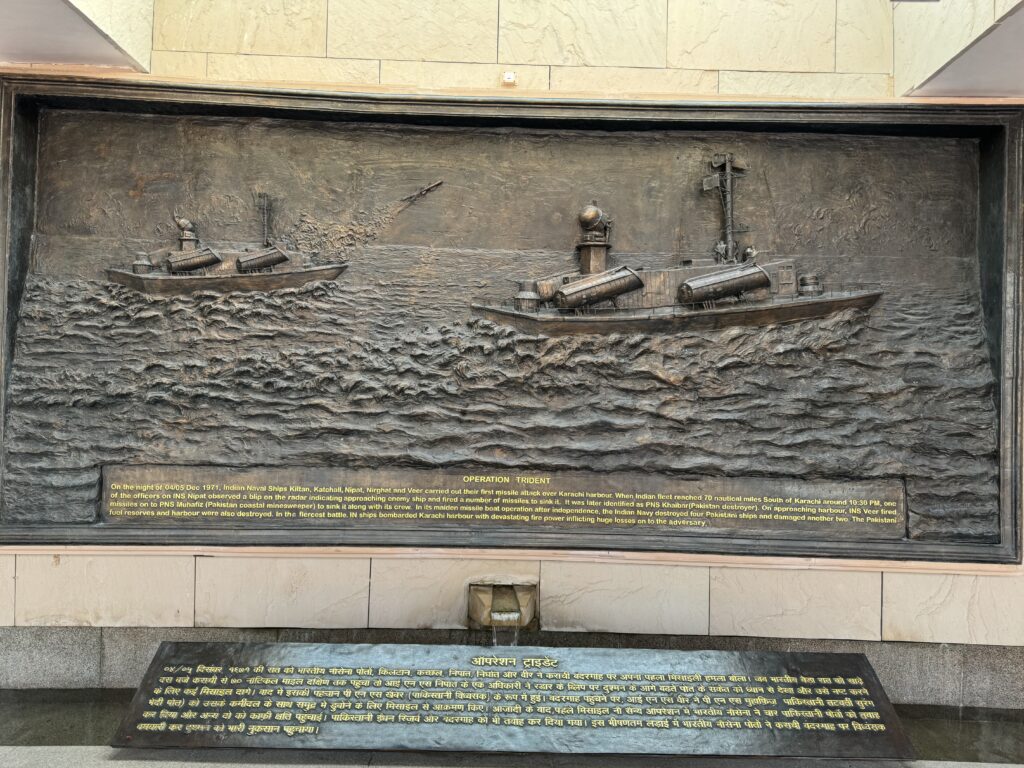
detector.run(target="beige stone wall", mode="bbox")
[3,3,1022,650]
[894,0,1024,94]
[147,0,895,99]
[2,551,1023,645]
[7,3,1020,648]
[68,0,155,71]
[34,2,1024,97]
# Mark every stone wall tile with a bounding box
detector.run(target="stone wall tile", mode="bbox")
[207,54,378,85]
[997,0,1024,19]
[668,0,836,73]
[883,572,1024,645]
[961,645,1024,708]
[368,558,538,629]
[154,0,328,56]
[329,0,498,63]
[862,642,964,706]
[100,627,279,688]
[893,0,994,93]
[0,627,102,687]
[710,568,882,640]
[550,66,717,95]
[0,556,13,626]
[836,0,893,74]
[380,61,548,91]
[70,0,155,70]
[540,562,709,634]
[195,556,369,628]
[499,0,667,67]
[719,71,892,99]
[149,50,207,78]
[15,555,194,627]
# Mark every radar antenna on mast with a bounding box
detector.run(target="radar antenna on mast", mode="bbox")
[702,153,747,263]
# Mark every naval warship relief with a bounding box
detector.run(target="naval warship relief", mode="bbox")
[472,153,882,334]
[107,193,349,296]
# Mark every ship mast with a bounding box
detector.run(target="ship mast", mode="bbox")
[253,191,272,246]
[723,154,736,261]
[703,153,747,263]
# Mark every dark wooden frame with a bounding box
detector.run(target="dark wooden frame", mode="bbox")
[0,73,1020,563]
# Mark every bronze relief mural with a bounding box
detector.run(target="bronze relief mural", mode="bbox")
[0,82,1017,561]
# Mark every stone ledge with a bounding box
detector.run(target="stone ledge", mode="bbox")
[0,746,1012,768]
[1,627,1022,709]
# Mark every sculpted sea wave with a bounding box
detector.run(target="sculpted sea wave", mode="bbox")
[1,267,998,540]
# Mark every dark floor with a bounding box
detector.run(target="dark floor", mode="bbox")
[897,706,1024,765]
[1,691,1023,763]
[0,690,133,747]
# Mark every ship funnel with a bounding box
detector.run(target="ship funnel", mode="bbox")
[576,203,612,274]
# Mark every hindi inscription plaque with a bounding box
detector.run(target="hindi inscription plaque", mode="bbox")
[114,642,913,758]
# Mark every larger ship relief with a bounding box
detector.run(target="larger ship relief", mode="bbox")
[472,153,882,335]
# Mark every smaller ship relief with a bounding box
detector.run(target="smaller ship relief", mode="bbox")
[472,153,882,335]
[107,193,348,296]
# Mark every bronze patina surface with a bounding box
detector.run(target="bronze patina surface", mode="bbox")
[474,156,883,334]
[0,75,1019,562]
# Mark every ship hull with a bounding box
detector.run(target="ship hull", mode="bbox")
[471,290,882,335]
[106,263,348,296]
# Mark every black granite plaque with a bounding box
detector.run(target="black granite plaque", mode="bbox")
[113,642,913,758]
[101,464,907,543]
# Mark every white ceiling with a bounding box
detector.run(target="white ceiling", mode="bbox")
[911,4,1024,96]
[0,0,137,68]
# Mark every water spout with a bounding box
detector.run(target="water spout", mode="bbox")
[491,624,520,647]
[467,583,537,641]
